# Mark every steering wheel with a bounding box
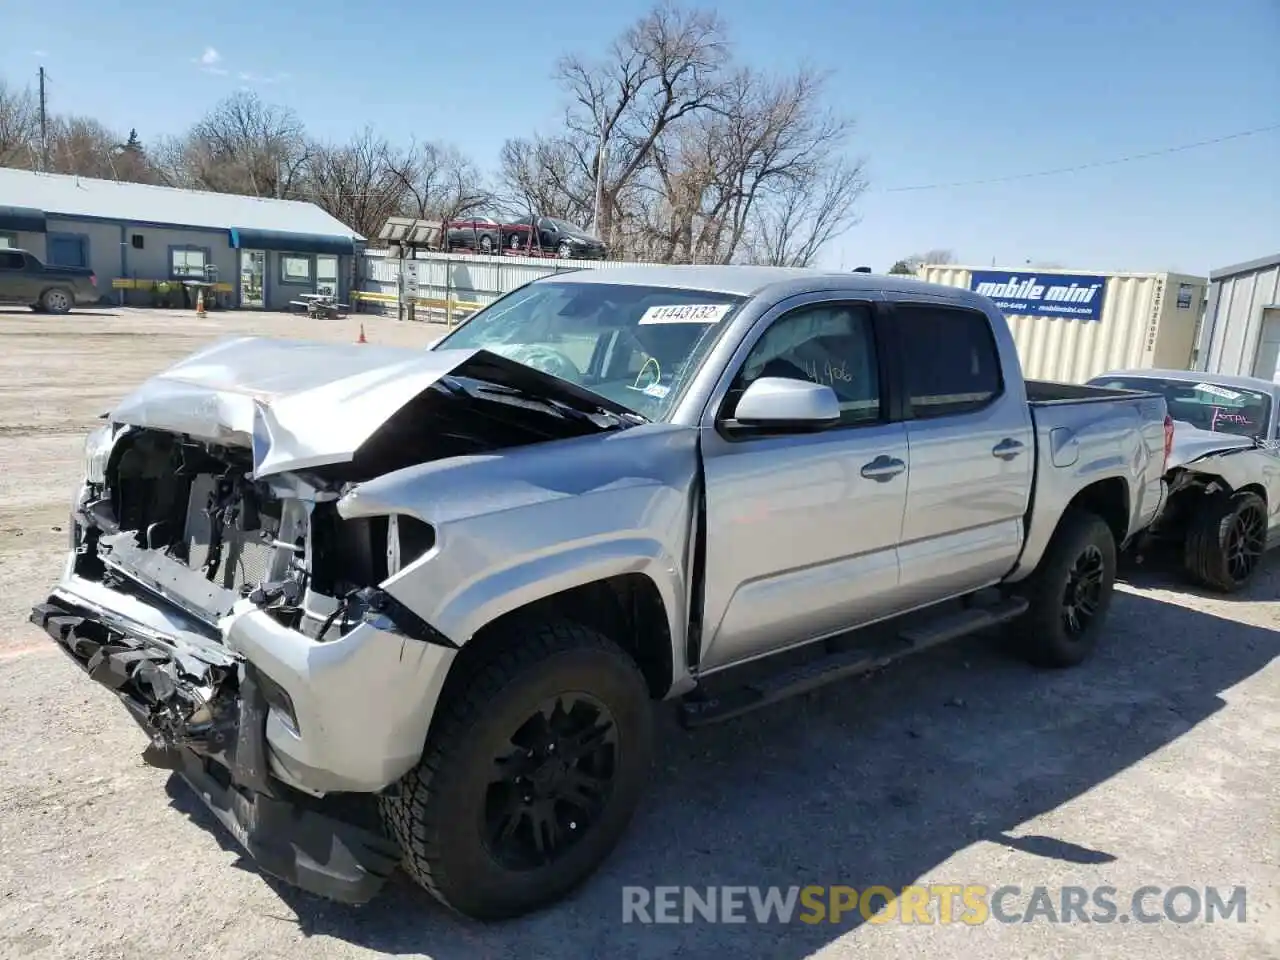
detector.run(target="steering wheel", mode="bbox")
[485,343,584,384]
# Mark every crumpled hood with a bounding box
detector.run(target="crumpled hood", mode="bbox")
[108,336,636,478]
[1166,419,1256,470]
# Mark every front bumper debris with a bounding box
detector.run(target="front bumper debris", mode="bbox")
[29,596,401,905]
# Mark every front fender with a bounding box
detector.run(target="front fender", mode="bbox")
[1177,447,1280,521]
[337,423,700,675]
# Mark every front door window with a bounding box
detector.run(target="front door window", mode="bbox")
[316,255,338,298]
[240,250,265,308]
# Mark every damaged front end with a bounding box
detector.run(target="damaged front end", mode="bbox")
[1135,421,1273,554]
[30,339,642,904]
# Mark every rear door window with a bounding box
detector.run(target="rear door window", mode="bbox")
[896,304,1003,417]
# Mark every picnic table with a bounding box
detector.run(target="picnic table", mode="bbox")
[290,293,349,320]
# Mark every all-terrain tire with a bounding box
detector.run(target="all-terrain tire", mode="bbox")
[1011,507,1117,668]
[1184,490,1268,593]
[40,287,73,314]
[380,620,653,920]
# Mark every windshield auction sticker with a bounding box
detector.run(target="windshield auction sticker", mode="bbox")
[1194,382,1243,401]
[639,303,733,325]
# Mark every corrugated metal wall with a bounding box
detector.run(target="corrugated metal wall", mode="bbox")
[1199,260,1280,377]
[359,248,650,318]
[918,265,1204,383]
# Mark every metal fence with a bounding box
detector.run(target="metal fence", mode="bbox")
[355,248,653,324]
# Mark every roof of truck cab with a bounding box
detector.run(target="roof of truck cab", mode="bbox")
[536,263,979,302]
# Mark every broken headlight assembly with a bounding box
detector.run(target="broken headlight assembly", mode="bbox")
[82,423,117,485]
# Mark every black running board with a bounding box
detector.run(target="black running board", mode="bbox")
[679,596,1029,728]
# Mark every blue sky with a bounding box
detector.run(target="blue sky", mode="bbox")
[3,0,1277,274]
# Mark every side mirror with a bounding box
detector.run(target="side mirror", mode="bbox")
[726,377,841,432]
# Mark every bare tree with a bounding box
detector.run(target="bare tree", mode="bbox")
[303,129,407,238]
[0,79,39,167]
[384,140,489,223]
[636,65,865,265]
[552,3,729,245]
[744,158,867,266]
[45,116,156,183]
[497,135,593,223]
[174,91,309,198]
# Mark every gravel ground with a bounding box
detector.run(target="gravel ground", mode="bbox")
[0,307,1276,960]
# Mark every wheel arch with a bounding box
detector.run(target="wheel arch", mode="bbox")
[440,571,678,707]
[39,284,74,306]
[1066,476,1130,547]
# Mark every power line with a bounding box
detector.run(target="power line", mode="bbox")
[877,122,1280,193]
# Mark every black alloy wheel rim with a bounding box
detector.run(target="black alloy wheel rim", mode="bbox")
[1062,544,1105,636]
[1226,505,1266,583]
[483,693,618,870]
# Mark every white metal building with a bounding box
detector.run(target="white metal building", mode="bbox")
[0,168,362,310]
[1193,253,1280,381]
[917,264,1207,383]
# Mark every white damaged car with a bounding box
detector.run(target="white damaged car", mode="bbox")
[1089,368,1280,591]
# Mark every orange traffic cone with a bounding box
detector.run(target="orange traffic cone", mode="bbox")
[195,287,206,317]
[357,323,367,344]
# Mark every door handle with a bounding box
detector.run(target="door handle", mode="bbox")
[860,455,906,482]
[992,438,1025,461]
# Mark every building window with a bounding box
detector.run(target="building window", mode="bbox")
[280,254,313,284]
[131,234,145,249]
[0,231,17,249]
[171,246,208,278]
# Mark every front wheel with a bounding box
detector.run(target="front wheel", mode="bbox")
[557,241,573,259]
[1011,507,1117,668]
[380,620,653,920]
[1184,490,1268,592]
[40,287,73,314]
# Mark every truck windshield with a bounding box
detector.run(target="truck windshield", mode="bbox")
[1092,376,1272,439]
[436,280,747,420]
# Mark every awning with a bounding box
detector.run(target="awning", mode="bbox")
[0,205,48,233]
[228,227,355,256]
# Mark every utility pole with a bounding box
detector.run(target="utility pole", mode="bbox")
[38,67,49,173]
[592,118,607,241]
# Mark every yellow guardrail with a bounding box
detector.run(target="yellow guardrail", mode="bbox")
[352,290,485,313]
[112,278,234,293]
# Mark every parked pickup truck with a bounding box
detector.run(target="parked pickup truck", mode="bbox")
[1089,368,1280,591]
[0,247,98,313]
[31,266,1171,920]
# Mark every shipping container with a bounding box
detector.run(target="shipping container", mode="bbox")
[1194,253,1280,380]
[918,264,1207,383]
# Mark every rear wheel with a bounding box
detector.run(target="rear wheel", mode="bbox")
[1184,490,1267,592]
[478,233,494,254]
[40,287,73,314]
[380,620,653,920]
[1011,508,1117,668]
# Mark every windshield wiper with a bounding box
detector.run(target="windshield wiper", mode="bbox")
[444,377,649,427]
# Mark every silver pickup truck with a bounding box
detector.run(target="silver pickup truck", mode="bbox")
[31,266,1171,920]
